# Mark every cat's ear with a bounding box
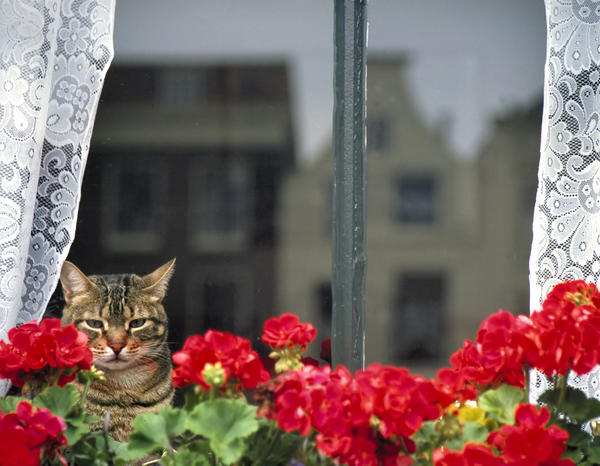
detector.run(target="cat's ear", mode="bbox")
[60,261,98,304]
[142,258,176,303]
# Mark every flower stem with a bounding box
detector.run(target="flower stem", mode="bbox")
[524,367,530,403]
[80,376,92,411]
[102,413,116,466]
[556,372,568,414]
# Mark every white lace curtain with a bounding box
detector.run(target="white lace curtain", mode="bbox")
[0,0,115,345]
[530,0,600,399]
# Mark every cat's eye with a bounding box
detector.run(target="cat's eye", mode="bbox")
[129,319,147,329]
[86,320,104,329]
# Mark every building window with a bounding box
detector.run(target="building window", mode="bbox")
[188,156,249,251]
[185,265,253,336]
[100,155,167,252]
[394,272,445,362]
[157,68,205,107]
[395,175,438,224]
[315,280,332,337]
[200,281,236,331]
[367,116,390,152]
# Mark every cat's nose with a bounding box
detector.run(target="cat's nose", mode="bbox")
[109,342,125,355]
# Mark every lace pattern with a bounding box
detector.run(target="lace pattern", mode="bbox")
[530,0,600,400]
[0,0,115,390]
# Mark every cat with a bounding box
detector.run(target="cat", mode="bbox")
[59,259,176,442]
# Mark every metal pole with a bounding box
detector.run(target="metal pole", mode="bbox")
[332,0,367,372]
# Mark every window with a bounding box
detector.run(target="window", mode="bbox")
[188,156,249,252]
[315,281,332,337]
[157,68,205,107]
[394,273,445,362]
[68,2,545,374]
[395,175,438,224]
[185,265,253,336]
[100,155,168,253]
[367,116,390,152]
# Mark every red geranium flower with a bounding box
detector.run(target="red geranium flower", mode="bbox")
[542,280,600,311]
[320,338,332,364]
[432,443,504,466]
[172,330,269,390]
[269,363,444,466]
[435,367,478,404]
[262,313,317,350]
[448,310,537,389]
[529,281,600,377]
[0,401,68,465]
[275,388,313,436]
[0,319,92,389]
[486,404,573,466]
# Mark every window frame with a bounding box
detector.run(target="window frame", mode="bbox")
[331,0,368,370]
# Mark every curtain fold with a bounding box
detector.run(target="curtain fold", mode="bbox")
[530,0,600,400]
[0,0,115,384]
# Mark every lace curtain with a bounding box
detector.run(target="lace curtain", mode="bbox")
[0,0,114,355]
[530,0,600,400]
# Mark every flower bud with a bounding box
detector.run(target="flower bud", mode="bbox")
[91,366,105,381]
[202,362,226,388]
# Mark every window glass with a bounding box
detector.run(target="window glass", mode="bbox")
[62,1,545,376]
[100,154,168,252]
[367,116,390,153]
[395,175,438,224]
[395,273,445,363]
[188,156,249,251]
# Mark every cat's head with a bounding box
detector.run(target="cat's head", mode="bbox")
[59,259,175,372]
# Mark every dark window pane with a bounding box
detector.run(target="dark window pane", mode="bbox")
[316,280,332,316]
[100,156,167,253]
[395,273,444,362]
[315,281,332,338]
[157,68,205,107]
[189,160,248,236]
[199,168,241,233]
[202,281,236,331]
[367,117,390,152]
[396,175,437,223]
[101,66,156,103]
[117,166,153,232]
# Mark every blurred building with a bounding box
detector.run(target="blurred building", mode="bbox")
[67,64,295,350]
[276,57,541,374]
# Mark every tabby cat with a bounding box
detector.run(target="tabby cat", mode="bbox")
[59,259,175,442]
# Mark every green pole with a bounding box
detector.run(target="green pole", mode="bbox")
[332,0,367,372]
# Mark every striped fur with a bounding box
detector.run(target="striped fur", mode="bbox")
[60,259,175,442]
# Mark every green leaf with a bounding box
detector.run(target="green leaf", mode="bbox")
[183,388,203,412]
[167,441,212,466]
[584,441,600,463]
[186,398,259,465]
[443,422,489,451]
[160,405,187,434]
[411,419,441,454]
[561,420,591,448]
[64,417,91,445]
[243,420,303,464]
[33,384,80,418]
[478,384,525,424]
[461,421,490,443]
[31,384,94,445]
[127,406,186,459]
[557,420,600,464]
[539,386,600,424]
[0,395,24,413]
[64,431,124,466]
[561,449,585,464]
